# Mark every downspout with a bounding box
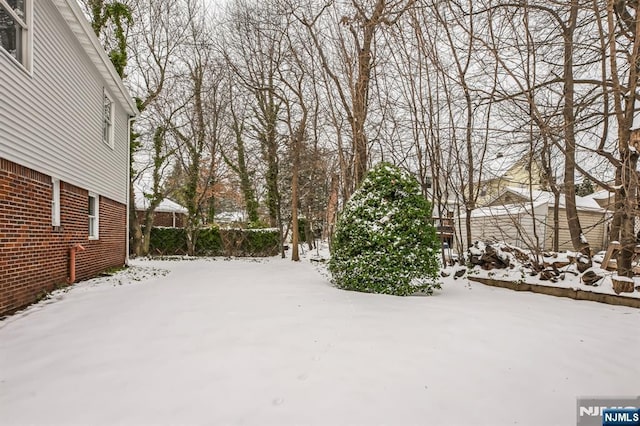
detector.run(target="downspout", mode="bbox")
[68,243,86,284]
[126,115,135,265]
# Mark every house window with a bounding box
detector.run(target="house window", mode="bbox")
[103,90,114,148]
[0,0,32,70]
[88,193,99,239]
[51,178,60,227]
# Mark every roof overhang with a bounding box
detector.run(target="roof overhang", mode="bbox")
[51,0,138,117]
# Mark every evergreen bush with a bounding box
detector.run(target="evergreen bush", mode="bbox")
[328,162,441,295]
[244,228,280,256]
[149,227,188,255]
[146,226,279,257]
[195,226,223,256]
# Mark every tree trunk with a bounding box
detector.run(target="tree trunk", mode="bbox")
[129,182,143,257]
[305,205,314,251]
[263,83,280,228]
[605,0,640,276]
[142,209,155,255]
[553,191,560,252]
[610,167,623,244]
[351,8,376,187]
[325,173,340,247]
[619,145,639,276]
[235,129,259,223]
[562,0,591,261]
[465,207,472,249]
[291,135,301,262]
[464,84,474,250]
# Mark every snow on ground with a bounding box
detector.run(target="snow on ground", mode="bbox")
[464,263,640,299]
[1,253,639,426]
[461,244,640,299]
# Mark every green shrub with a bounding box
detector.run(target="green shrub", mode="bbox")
[196,227,223,256]
[148,227,188,255]
[147,226,279,257]
[245,228,280,256]
[247,219,270,229]
[328,162,441,296]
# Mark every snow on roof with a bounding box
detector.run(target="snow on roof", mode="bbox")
[585,189,614,201]
[214,211,246,222]
[481,144,529,180]
[154,199,188,214]
[500,187,606,213]
[462,201,547,218]
[134,192,187,214]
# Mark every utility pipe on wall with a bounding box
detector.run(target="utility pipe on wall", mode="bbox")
[68,243,85,284]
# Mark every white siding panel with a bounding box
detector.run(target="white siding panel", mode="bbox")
[457,203,549,252]
[544,209,607,252]
[0,0,129,204]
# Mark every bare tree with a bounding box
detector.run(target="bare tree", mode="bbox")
[273,8,320,261]
[297,0,416,194]
[221,88,260,224]
[128,0,192,256]
[167,1,226,255]
[604,0,640,277]
[222,0,285,233]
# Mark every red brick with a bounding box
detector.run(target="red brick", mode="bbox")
[0,158,126,316]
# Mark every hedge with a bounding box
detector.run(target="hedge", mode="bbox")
[146,227,280,257]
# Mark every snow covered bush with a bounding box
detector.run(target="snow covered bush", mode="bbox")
[328,163,441,295]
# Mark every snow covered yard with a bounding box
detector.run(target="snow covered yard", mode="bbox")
[1,256,638,426]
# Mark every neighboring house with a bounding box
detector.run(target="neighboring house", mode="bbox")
[459,187,609,252]
[214,211,247,224]
[0,0,137,316]
[586,188,640,236]
[477,147,544,205]
[585,189,615,211]
[135,194,187,228]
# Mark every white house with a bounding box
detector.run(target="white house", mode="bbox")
[0,0,137,316]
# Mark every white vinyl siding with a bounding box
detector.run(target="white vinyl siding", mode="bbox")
[0,0,32,72]
[0,0,128,204]
[459,204,608,253]
[544,209,607,252]
[458,203,548,252]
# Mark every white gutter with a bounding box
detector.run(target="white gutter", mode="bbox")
[125,116,135,264]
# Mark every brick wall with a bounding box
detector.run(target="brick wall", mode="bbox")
[136,210,185,228]
[0,158,126,317]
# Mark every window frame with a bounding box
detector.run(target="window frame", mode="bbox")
[88,192,99,240]
[102,89,114,148]
[0,0,33,73]
[51,177,60,227]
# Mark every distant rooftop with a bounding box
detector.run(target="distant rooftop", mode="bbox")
[134,191,187,214]
[495,186,606,213]
[482,144,530,180]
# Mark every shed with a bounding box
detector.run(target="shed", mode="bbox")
[459,187,609,252]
